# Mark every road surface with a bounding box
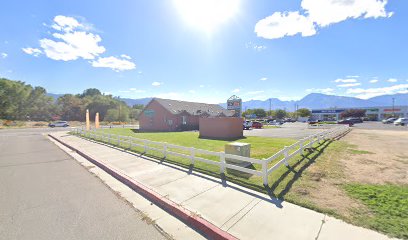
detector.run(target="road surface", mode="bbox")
[0,128,166,240]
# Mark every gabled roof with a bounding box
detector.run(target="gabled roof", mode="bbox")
[152,98,234,117]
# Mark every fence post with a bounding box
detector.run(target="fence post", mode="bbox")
[128,136,131,149]
[299,140,304,154]
[262,160,268,186]
[220,152,226,174]
[143,140,147,153]
[117,135,120,146]
[108,134,111,144]
[163,144,167,159]
[283,146,289,166]
[190,147,195,165]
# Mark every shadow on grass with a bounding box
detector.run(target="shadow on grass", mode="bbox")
[73,133,334,207]
[266,140,332,200]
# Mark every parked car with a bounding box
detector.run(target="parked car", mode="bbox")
[393,118,408,126]
[337,119,354,126]
[283,118,296,123]
[243,120,252,130]
[269,119,284,125]
[307,119,321,124]
[346,117,363,124]
[252,121,263,129]
[48,121,69,128]
[382,118,397,124]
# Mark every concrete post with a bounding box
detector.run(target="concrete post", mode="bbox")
[95,112,100,129]
[86,109,90,131]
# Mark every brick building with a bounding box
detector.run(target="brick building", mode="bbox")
[139,98,234,131]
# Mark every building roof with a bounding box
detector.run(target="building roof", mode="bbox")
[152,98,234,117]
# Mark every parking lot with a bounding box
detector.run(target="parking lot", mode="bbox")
[243,122,326,139]
[244,121,408,139]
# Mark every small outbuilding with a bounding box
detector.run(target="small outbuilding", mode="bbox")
[139,98,234,132]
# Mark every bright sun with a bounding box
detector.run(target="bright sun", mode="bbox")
[173,0,240,34]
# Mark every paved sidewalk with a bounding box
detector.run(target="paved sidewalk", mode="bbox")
[49,132,393,240]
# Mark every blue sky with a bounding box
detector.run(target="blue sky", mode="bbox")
[1,0,407,103]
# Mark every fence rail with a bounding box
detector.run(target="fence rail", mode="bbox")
[73,125,351,185]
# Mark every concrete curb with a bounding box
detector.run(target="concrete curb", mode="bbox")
[48,134,238,240]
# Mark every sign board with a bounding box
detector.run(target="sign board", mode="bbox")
[144,109,155,117]
[227,95,242,117]
[311,109,345,114]
[384,109,401,112]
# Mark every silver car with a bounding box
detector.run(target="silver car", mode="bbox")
[48,121,69,127]
[394,118,408,126]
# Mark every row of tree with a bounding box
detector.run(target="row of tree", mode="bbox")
[0,78,143,122]
[241,108,312,119]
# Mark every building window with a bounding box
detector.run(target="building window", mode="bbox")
[167,119,173,125]
[182,116,187,125]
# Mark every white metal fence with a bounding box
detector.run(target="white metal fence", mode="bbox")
[74,125,350,185]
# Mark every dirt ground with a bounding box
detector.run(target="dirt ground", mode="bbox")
[291,128,408,219]
[342,129,408,185]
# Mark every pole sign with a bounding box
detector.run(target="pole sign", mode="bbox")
[311,109,345,114]
[227,95,242,117]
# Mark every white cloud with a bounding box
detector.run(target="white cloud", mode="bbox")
[22,47,42,57]
[255,0,392,39]
[199,84,205,88]
[255,11,316,39]
[306,88,334,94]
[188,90,196,94]
[337,82,361,88]
[40,31,105,61]
[152,82,162,87]
[260,77,268,81]
[346,75,359,78]
[303,0,393,27]
[387,78,397,83]
[232,88,240,93]
[121,54,131,60]
[245,42,267,51]
[24,15,135,71]
[334,78,357,83]
[129,88,145,93]
[91,56,136,71]
[1,53,7,58]
[369,79,379,83]
[346,84,408,99]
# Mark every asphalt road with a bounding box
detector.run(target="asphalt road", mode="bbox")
[0,128,166,240]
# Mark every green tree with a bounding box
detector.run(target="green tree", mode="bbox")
[275,109,287,119]
[296,108,311,117]
[81,88,102,97]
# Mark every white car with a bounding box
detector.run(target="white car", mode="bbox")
[393,118,408,126]
[49,121,69,127]
[243,121,252,130]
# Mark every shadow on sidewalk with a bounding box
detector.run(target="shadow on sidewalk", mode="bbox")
[73,133,333,209]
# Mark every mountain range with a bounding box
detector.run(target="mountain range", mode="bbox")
[48,93,408,111]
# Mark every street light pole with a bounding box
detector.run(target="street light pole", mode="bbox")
[392,97,395,118]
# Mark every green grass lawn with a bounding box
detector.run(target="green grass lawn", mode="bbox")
[77,128,329,199]
[99,128,294,160]
[345,184,408,239]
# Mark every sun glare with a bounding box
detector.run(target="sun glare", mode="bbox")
[173,0,240,34]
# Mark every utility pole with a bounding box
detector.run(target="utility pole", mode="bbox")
[392,97,395,118]
[269,98,272,118]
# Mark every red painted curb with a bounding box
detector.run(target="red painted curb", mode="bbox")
[49,134,238,240]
